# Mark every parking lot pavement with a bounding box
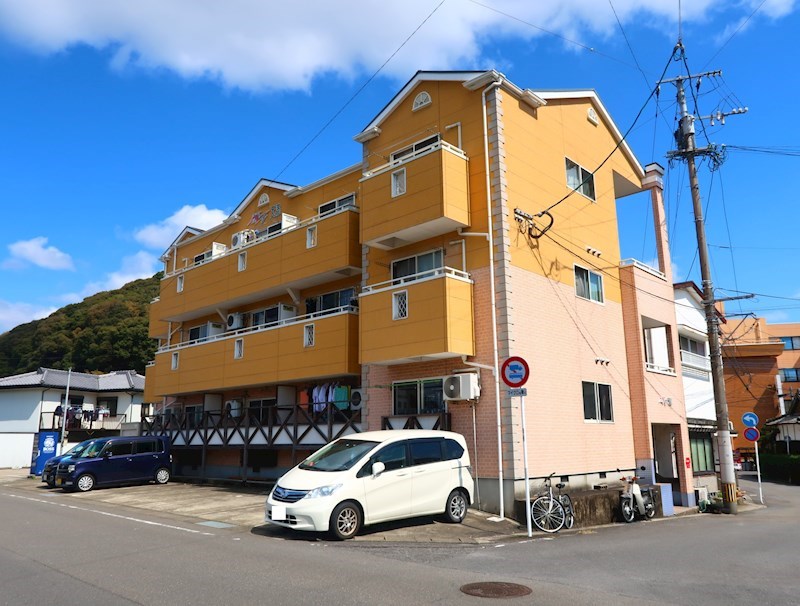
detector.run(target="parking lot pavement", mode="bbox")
[2,473,524,543]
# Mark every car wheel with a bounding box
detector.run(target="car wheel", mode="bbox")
[155,467,170,484]
[76,474,95,492]
[45,476,55,488]
[329,501,361,540]
[444,489,468,524]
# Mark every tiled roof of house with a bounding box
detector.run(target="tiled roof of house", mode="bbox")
[0,368,144,392]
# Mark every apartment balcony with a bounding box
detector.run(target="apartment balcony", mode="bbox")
[155,207,361,323]
[145,306,359,397]
[680,350,711,372]
[141,406,363,449]
[359,267,474,364]
[360,141,470,250]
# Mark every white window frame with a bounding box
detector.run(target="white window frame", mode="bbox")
[304,324,315,348]
[391,249,443,284]
[176,275,184,293]
[318,193,355,216]
[412,91,432,111]
[390,134,440,162]
[238,251,247,272]
[574,265,604,303]
[391,168,407,197]
[565,157,596,201]
[392,290,408,320]
[234,338,244,359]
[306,225,318,249]
[582,381,613,422]
[171,352,179,370]
[188,324,208,343]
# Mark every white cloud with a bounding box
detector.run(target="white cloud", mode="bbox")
[0,0,786,92]
[62,251,160,302]
[0,300,57,334]
[3,236,75,270]
[134,204,228,250]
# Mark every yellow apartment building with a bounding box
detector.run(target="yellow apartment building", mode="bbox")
[143,70,696,515]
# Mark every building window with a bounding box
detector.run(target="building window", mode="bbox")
[575,265,604,303]
[583,381,613,421]
[390,134,440,162]
[306,225,318,249]
[690,435,715,473]
[305,288,355,316]
[185,405,203,428]
[171,352,179,370]
[412,91,432,111]
[177,275,184,293]
[194,251,211,265]
[391,168,407,197]
[319,193,355,216]
[238,251,247,272]
[304,324,315,347]
[781,336,800,350]
[566,158,596,200]
[392,291,408,320]
[96,396,118,417]
[393,378,445,415]
[392,250,443,283]
[248,398,276,424]
[780,368,800,382]
[679,335,705,355]
[234,338,244,359]
[188,324,208,343]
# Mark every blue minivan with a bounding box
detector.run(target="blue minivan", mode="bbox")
[41,439,93,488]
[55,436,171,492]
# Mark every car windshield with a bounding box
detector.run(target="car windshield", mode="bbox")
[64,442,90,457]
[298,439,378,472]
[74,440,108,459]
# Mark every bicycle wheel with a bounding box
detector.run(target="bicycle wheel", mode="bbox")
[531,496,565,533]
[620,496,635,522]
[560,494,575,529]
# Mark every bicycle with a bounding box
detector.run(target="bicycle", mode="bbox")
[530,473,566,533]
[555,481,575,529]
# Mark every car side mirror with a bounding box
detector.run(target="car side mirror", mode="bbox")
[102,450,111,458]
[372,461,386,476]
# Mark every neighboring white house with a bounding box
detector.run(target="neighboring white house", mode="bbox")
[0,368,144,468]
[674,282,720,498]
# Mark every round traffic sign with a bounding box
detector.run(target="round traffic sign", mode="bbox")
[742,412,759,428]
[501,356,529,387]
[743,427,760,442]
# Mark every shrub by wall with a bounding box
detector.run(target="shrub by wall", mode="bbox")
[757,453,800,485]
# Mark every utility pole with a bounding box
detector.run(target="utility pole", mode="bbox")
[664,42,747,514]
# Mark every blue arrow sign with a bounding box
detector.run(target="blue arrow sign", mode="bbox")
[742,412,759,428]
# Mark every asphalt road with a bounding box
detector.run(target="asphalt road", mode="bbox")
[0,473,796,605]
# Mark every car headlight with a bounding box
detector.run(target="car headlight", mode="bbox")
[67,464,75,473]
[304,484,343,499]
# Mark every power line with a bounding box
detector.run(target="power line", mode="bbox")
[702,0,771,69]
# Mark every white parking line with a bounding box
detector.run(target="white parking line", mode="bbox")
[3,492,215,536]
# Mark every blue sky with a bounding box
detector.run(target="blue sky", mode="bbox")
[1,0,798,334]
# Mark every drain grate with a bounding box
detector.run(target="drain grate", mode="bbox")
[460,582,532,598]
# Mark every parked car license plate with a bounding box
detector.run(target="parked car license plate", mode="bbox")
[272,506,287,521]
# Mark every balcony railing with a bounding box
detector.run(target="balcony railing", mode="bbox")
[361,266,471,294]
[680,350,711,371]
[141,405,363,448]
[39,411,130,432]
[157,304,358,353]
[645,361,676,375]
[381,412,451,431]
[620,258,667,280]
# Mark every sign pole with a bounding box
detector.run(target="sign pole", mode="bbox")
[520,392,532,537]
[754,438,763,505]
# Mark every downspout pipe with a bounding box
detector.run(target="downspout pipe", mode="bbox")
[480,77,505,518]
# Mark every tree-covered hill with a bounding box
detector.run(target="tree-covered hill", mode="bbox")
[0,273,162,377]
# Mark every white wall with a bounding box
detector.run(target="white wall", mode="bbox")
[0,434,35,468]
[0,389,42,432]
[674,289,715,422]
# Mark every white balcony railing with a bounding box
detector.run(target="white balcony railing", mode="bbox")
[620,258,667,280]
[362,140,467,179]
[681,350,711,371]
[645,361,676,376]
[361,266,471,297]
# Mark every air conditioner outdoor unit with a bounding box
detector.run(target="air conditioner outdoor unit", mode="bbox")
[231,230,255,248]
[694,486,708,503]
[443,373,480,401]
[211,242,227,257]
[226,313,245,330]
[350,388,364,410]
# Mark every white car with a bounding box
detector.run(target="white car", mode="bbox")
[265,429,475,540]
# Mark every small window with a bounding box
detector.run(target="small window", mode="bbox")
[238,251,247,272]
[412,91,432,111]
[780,368,799,382]
[234,338,244,359]
[306,225,317,249]
[780,336,800,350]
[319,193,355,216]
[136,440,157,454]
[188,324,208,343]
[106,440,134,457]
[304,324,315,347]
[392,378,445,415]
[583,381,613,422]
[177,275,184,293]
[391,168,407,197]
[575,266,604,303]
[392,291,408,320]
[171,352,179,370]
[443,439,464,461]
[565,158,596,200]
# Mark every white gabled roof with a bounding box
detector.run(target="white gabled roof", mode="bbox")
[0,368,144,392]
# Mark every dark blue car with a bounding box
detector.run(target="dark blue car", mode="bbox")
[55,436,171,492]
[41,440,93,488]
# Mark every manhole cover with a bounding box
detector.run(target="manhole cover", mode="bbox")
[460,582,532,598]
